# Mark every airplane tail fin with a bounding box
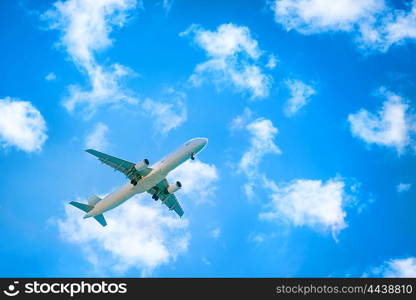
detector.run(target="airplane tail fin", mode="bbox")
[69,201,107,227]
[87,195,102,206]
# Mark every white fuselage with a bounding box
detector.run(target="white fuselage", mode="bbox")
[85,138,208,217]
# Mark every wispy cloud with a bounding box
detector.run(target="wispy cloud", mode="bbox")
[56,193,189,276]
[359,1,416,52]
[248,232,276,244]
[366,257,416,277]
[181,23,273,99]
[161,0,173,14]
[85,122,109,151]
[43,0,187,135]
[397,183,411,193]
[271,0,384,34]
[168,159,219,205]
[43,0,139,115]
[210,227,221,239]
[231,109,281,198]
[142,99,187,136]
[238,118,281,176]
[284,79,316,116]
[266,54,278,69]
[232,109,281,175]
[348,88,415,154]
[45,72,56,81]
[270,0,416,52]
[141,89,187,136]
[232,109,356,237]
[0,97,47,152]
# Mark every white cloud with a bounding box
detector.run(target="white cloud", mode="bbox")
[271,0,416,52]
[284,79,316,116]
[231,110,281,198]
[348,89,415,154]
[56,193,189,275]
[367,257,416,277]
[85,122,109,151]
[210,227,221,239]
[260,178,351,235]
[141,96,187,136]
[272,0,384,33]
[249,233,268,244]
[232,110,355,237]
[238,117,281,177]
[397,183,412,193]
[43,0,138,115]
[45,72,57,81]
[248,232,278,244]
[266,54,278,69]
[250,233,266,244]
[229,107,254,131]
[181,23,272,99]
[0,97,47,152]
[162,0,173,14]
[168,159,219,204]
[44,0,137,64]
[239,118,280,172]
[63,64,137,115]
[382,258,416,277]
[359,2,416,51]
[43,0,186,134]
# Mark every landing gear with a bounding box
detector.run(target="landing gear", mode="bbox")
[191,152,195,160]
[152,194,159,201]
[131,179,137,186]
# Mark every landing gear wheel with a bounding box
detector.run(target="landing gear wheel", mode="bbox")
[191,153,195,160]
[152,194,159,201]
[131,179,137,186]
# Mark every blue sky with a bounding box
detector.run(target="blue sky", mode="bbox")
[0,0,415,277]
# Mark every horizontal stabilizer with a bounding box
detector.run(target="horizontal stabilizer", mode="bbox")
[94,214,107,227]
[69,201,94,213]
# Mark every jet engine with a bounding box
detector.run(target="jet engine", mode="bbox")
[135,159,149,171]
[167,181,182,194]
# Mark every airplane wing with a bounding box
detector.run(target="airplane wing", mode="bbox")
[86,149,152,182]
[148,179,184,217]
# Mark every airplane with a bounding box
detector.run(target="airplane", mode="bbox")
[69,138,208,227]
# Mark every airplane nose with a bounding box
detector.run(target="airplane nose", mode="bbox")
[197,138,208,149]
[193,138,208,153]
